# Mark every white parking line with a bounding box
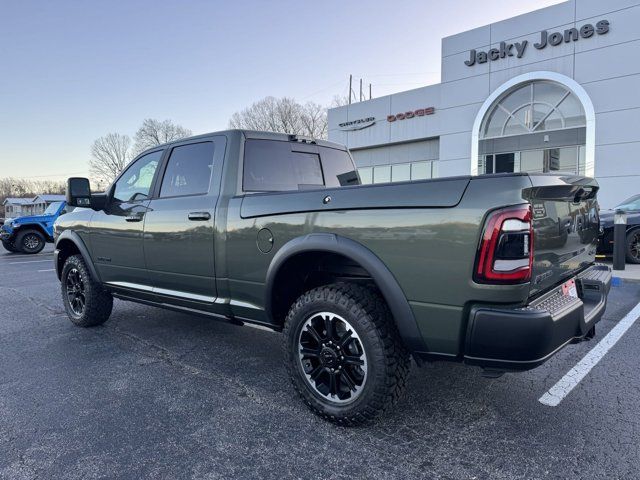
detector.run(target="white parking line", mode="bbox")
[8,260,52,265]
[539,300,640,407]
[0,253,53,260]
[38,269,55,272]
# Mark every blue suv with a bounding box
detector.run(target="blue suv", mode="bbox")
[1,201,73,254]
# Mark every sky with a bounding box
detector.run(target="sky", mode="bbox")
[0,0,563,180]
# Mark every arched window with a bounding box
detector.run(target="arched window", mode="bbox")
[477,80,587,175]
[481,81,586,139]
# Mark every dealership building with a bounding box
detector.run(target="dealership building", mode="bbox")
[328,0,640,208]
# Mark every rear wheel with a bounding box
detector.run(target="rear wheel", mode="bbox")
[627,229,640,264]
[61,254,113,327]
[283,283,410,426]
[16,229,45,254]
[1,240,19,253]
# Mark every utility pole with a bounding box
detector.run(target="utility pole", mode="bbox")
[359,78,363,101]
[348,75,352,105]
[369,83,372,100]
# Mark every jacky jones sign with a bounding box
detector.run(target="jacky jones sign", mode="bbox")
[464,19,609,66]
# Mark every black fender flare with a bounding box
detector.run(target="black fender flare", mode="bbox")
[54,230,101,283]
[13,223,50,242]
[264,233,426,353]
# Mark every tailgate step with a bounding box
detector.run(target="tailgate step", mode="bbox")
[522,290,581,319]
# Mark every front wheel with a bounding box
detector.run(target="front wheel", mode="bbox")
[16,229,45,254]
[1,240,19,253]
[283,283,410,426]
[61,254,113,327]
[627,230,640,264]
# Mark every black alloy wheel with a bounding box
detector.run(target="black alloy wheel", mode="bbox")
[60,254,113,327]
[298,311,368,404]
[65,267,86,316]
[627,230,640,264]
[283,283,410,426]
[16,229,45,254]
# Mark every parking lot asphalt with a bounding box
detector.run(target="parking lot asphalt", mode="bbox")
[1,244,640,480]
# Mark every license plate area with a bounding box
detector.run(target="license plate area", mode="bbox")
[562,279,578,298]
[528,279,582,318]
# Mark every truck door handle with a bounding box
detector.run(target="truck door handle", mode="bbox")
[125,214,144,222]
[188,212,211,221]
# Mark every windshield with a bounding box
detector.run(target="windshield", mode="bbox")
[616,194,640,212]
[43,202,63,215]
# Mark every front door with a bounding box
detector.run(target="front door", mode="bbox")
[143,138,224,310]
[90,149,164,295]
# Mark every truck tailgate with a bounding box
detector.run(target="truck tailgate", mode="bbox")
[526,175,600,298]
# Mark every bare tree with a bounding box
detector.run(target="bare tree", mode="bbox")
[331,94,351,108]
[133,118,192,154]
[229,97,328,139]
[0,177,65,217]
[89,133,132,183]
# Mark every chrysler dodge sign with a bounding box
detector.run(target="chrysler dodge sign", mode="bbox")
[465,19,609,66]
[388,107,435,122]
[338,117,376,131]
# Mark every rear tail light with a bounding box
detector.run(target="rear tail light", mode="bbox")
[475,204,533,284]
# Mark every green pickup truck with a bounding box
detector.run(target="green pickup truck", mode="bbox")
[54,130,611,425]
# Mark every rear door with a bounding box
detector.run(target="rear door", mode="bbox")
[143,136,226,309]
[527,175,600,297]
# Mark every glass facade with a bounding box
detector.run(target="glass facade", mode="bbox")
[358,161,436,185]
[479,146,586,176]
[478,80,587,175]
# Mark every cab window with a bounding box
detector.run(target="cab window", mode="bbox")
[159,142,215,197]
[319,147,360,187]
[243,140,324,192]
[113,150,162,202]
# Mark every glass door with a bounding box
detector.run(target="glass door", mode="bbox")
[481,146,582,175]
[482,153,516,174]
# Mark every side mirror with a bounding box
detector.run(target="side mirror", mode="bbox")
[66,177,107,211]
[66,177,92,207]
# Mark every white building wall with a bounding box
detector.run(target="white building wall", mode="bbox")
[328,0,640,208]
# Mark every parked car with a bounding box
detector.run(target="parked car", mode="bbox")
[597,194,640,264]
[54,130,611,425]
[1,201,73,254]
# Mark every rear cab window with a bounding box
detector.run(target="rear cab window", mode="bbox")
[243,139,360,192]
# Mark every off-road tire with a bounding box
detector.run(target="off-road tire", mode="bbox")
[283,283,410,426]
[1,240,19,253]
[61,254,113,327]
[16,229,45,254]
[626,229,640,264]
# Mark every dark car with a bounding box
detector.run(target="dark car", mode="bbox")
[597,194,640,264]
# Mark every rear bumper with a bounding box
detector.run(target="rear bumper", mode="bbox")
[464,264,612,371]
